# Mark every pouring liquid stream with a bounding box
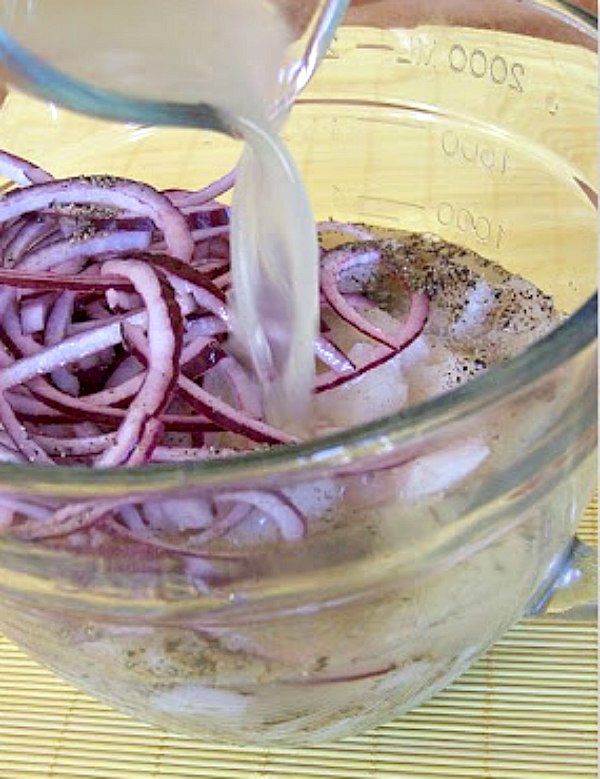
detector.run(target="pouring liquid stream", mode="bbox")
[0,0,320,430]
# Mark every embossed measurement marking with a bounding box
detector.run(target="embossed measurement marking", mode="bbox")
[355,43,395,52]
[440,130,510,174]
[359,196,425,211]
[436,202,506,248]
[408,35,437,67]
[448,44,525,92]
[358,196,426,225]
[404,37,526,94]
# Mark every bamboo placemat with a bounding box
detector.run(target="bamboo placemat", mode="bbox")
[0,498,596,779]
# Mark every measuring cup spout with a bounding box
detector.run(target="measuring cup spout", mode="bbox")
[0,0,349,130]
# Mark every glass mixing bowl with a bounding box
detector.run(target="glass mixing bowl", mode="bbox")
[0,0,596,745]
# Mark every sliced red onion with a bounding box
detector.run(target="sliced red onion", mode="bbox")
[314,336,355,374]
[20,293,52,334]
[180,502,251,545]
[74,421,103,436]
[104,515,242,559]
[2,219,56,268]
[183,203,230,226]
[192,257,230,278]
[95,261,182,466]
[0,391,54,464]
[0,149,53,187]
[0,177,193,261]
[205,356,263,418]
[34,432,117,457]
[189,225,230,242]
[83,373,144,406]
[3,390,63,420]
[105,288,140,311]
[185,315,228,338]
[122,322,283,444]
[341,293,377,312]
[141,253,229,321]
[179,336,224,373]
[26,376,138,425]
[0,442,25,465]
[317,221,375,241]
[118,504,148,533]
[0,268,133,293]
[0,222,27,263]
[291,663,396,686]
[216,490,306,542]
[45,292,76,347]
[125,418,165,466]
[54,213,154,237]
[206,501,252,537]
[164,169,236,208]
[0,310,145,391]
[14,230,151,274]
[14,500,121,540]
[104,355,143,389]
[0,497,53,530]
[45,291,80,395]
[21,376,217,431]
[0,152,444,555]
[320,247,404,349]
[151,445,213,462]
[316,292,430,392]
[192,235,230,264]
[178,375,297,446]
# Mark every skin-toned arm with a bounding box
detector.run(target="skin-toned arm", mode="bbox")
[345,0,596,49]
[577,0,596,12]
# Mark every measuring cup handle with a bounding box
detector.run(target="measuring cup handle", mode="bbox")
[526,537,597,621]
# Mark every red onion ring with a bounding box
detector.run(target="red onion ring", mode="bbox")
[0,392,54,464]
[0,177,192,261]
[0,149,53,187]
[95,260,182,466]
[216,490,307,541]
[320,247,403,349]
[316,292,430,392]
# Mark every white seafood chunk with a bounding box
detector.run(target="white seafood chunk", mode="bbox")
[406,338,465,404]
[225,508,281,545]
[395,334,431,370]
[396,440,490,501]
[227,478,341,546]
[316,343,409,429]
[152,684,248,718]
[451,279,497,337]
[282,478,342,523]
[144,498,213,532]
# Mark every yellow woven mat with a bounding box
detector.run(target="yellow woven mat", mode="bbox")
[0,500,596,779]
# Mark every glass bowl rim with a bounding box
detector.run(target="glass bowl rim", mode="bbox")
[0,295,595,497]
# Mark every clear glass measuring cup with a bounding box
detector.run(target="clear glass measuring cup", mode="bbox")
[0,0,349,131]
